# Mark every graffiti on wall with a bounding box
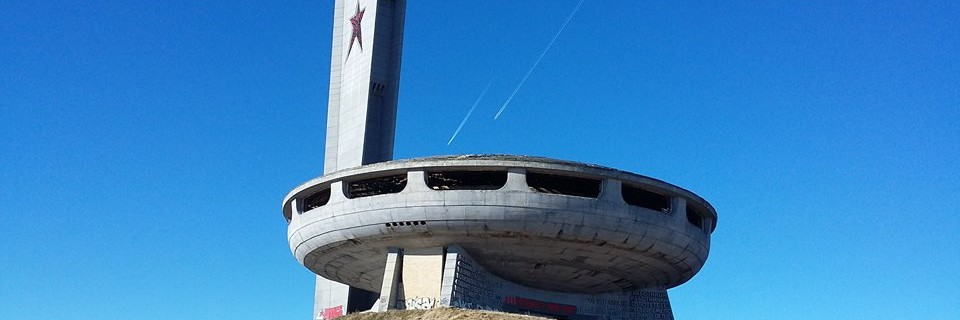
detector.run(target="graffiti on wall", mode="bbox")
[450,299,502,312]
[401,297,437,310]
[320,305,343,320]
[581,291,673,319]
[449,254,504,311]
[445,246,675,320]
[503,296,577,316]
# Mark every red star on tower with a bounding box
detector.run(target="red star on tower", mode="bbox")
[346,1,365,61]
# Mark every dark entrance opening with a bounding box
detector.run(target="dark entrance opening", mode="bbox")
[346,287,378,313]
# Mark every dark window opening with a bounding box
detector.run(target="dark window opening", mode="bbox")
[386,221,428,228]
[622,184,671,213]
[526,172,601,198]
[426,171,507,190]
[346,287,378,313]
[370,81,386,96]
[301,188,331,213]
[347,174,407,198]
[686,206,704,230]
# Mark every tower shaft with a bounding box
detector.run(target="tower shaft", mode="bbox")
[314,1,407,318]
[324,0,406,173]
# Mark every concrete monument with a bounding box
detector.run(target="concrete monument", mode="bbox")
[282,1,717,319]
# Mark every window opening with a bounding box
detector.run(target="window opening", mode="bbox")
[622,184,671,213]
[347,174,407,198]
[426,171,507,190]
[301,187,332,213]
[526,172,600,198]
[686,206,704,229]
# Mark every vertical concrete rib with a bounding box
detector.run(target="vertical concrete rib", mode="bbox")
[377,248,402,311]
[671,197,687,224]
[439,248,459,307]
[600,178,622,203]
[405,170,431,192]
[324,0,346,174]
[504,168,528,191]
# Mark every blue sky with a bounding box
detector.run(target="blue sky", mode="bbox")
[1,1,958,319]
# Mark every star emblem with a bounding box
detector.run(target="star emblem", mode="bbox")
[346,1,365,61]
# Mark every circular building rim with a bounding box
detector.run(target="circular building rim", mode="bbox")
[282,154,717,230]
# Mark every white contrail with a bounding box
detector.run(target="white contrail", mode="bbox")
[447,79,496,145]
[494,0,586,120]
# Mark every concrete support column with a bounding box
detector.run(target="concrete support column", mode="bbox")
[671,197,687,224]
[376,246,446,311]
[287,198,299,221]
[406,170,431,192]
[330,181,348,202]
[439,246,460,307]
[376,248,403,312]
[504,168,527,191]
[600,178,623,203]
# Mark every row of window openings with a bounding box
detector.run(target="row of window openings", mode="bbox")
[296,171,710,230]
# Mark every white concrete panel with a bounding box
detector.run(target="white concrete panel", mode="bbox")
[399,247,444,309]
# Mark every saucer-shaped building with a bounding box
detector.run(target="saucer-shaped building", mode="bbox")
[283,1,716,319]
[283,155,716,319]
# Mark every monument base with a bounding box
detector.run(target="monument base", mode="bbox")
[313,277,377,320]
[358,245,674,320]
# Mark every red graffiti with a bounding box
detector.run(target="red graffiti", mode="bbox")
[503,296,576,315]
[322,305,343,319]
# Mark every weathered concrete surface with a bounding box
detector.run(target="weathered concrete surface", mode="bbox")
[399,247,444,309]
[375,248,402,312]
[284,155,716,295]
[314,1,407,318]
[315,276,351,319]
[292,0,718,317]
[439,246,674,320]
[324,0,405,173]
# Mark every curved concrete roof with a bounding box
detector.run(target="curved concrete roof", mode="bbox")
[284,155,716,294]
[284,154,717,226]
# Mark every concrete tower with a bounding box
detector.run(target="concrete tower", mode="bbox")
[323,0,405,173]
[313,0,406,318]
[284,2,716,319]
